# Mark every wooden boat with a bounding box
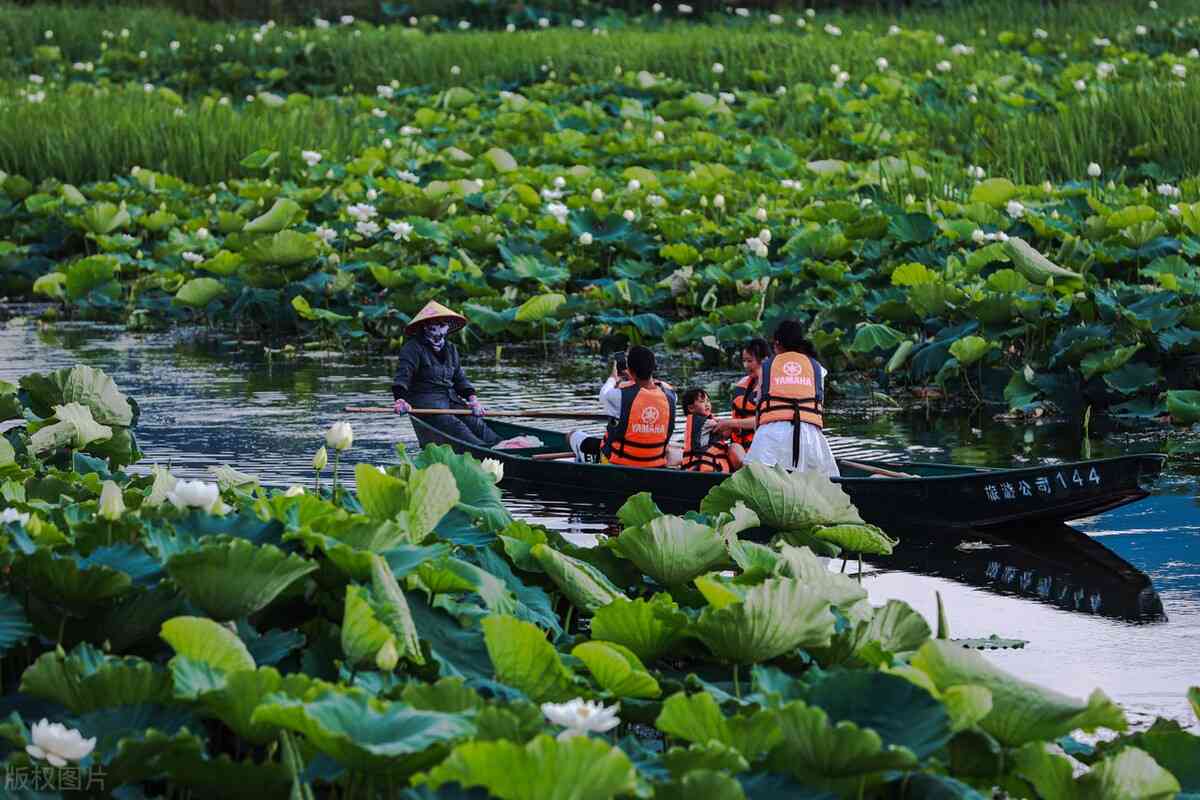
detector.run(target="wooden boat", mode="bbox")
[411,416,1167,532]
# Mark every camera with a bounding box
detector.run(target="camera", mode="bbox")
[614,354,628,374]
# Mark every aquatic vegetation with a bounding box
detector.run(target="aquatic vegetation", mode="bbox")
[2,2,1200,421]
[0,362,1195,797]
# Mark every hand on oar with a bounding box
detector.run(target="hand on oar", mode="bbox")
[393,399,412,415]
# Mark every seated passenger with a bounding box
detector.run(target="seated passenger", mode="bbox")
[680,387,744,473]
[568,346,677,467]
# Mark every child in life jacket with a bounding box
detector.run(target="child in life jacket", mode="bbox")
[680,387,745,473]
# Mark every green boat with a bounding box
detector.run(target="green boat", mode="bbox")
[411,416,1167,532]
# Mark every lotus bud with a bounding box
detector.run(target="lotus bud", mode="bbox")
[1087,162,1102,178]
[755,207,768,222]
[591,188,604,202]
[284,486,305,497]
[623,209,636,221]
[98,480,125,520]
[325,421,353,452]
[313,446,328,471]
[713,194,725,209]
[481,458,504,484]
[375,638,400,671]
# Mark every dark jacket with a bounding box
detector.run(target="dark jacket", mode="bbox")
[391,338,475,403]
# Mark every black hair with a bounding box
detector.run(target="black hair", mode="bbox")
[772,320,815,356]
[680,387,708,411]
[742,337,770,361]
[626,345,656,380]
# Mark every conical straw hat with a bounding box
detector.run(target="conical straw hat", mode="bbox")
[405,301,468,337]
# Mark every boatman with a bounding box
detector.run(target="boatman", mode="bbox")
[718,320,839,475]
[568,346,679,467]
[391,301,501,447]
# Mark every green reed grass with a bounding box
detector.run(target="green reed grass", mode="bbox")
[0,89,367,184]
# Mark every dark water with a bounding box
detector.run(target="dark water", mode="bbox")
[2,320,1197,730]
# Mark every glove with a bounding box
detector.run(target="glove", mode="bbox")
[468,397,486,417]
[393,398,412,415]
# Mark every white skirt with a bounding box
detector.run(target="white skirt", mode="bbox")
[745,421,840,476]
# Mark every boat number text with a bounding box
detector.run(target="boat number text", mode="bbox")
[982,467,1100,502]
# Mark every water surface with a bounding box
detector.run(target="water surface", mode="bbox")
[2,320,1197,729]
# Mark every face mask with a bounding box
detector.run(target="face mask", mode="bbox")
[423,322,451,351]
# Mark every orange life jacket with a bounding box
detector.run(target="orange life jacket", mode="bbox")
[730,373,758,448]
[603,383,677,467]
[756,352,825,470]
[681,413,732,473]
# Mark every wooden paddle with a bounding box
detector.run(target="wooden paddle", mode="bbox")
[342,405,610,421]
[839,459,916,479]
[530,451,576,461]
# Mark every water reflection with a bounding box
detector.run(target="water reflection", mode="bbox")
[1,319,1198,727]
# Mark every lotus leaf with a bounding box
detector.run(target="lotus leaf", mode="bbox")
[775,546,869,618]
[811,523,898,555]
[483,147,518,173]
[481,615,575,702]
[1004,238,1083,284]
[969,178,1018,207]
[409,444,511,539]
[614,515,727,587]
[531,543,623,614]
[515,292,566,323]
[65,254,120,301]
[588,595,689,662]
[355,462,459,541]
[251,689,474,773]
[0,593,32,655]
[32,271,66,299]
[103,727,291,796]
[1080,345,1141,380]
[418,555,518,615]
[1096,722,1200,793]
[948,336,992,367]
[80,201,131,234]
[849,323,907,354]
[415,734,637,800]
[1013,742,1180,800]
[17,548,133,612]
[161,615,256,673]
[342,584,396,668]
[166,538,315,620]
[571,641,660,699]
[616,492,664,529]
[701,465,865,535]
[243,197,303,233]
[174,277,226,308]
[661,741,750,778]
[370,553,425,666]
[910,640,1125,746]
[656,691,784,761]
[402,677,485,713]
[694,577,838,663]
[21,645,173,713]
[656,770,747,800]
[858,599,931,656]
[1105,363,1162,396]
[1167,390,1200,424]
[241,229,318,265]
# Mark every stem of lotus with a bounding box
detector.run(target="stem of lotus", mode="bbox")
[563,604,574,634]
[857,553,863,583]
[733,663,741,698]
[333,452,341,504]
[57,616,66,646]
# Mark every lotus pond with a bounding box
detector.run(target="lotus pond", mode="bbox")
[0,319,1196,799]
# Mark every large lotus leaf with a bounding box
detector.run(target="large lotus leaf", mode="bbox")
[18,549,133,612]
[590,595,689,662]
[28,419,77,455]
[911,640,1125,746]
[728,539,782,581]
[655,691,783,762]
[775,546,869,618]
[766,701,918,791]
[65,254,120,301]
[415,734,637,800]
[166,538,315,620]
[656,769,747,800]
[0,593,32,655]
[810,523,897,556]
[1097,722,1200,793]
[1004,238,1082,284]
[236,620,305,667]
[614,515,727,587]
[104,726,290,796]
[1190,687,1200,722]
[799,668,953,761]
[243,197,303,234]
[948,336,992,367]
[58,365,134,426]
[370,553,425,666]
[408,591,493,681]
[515,292,566,323]
[1080,345,1141,380]
[173,659,321,745]
[241,229,319,265]
[402,677,485,713]
[161,615,256,673]
[531,543,623,614]
[53,401,113,447]
[571,641,660,699]
[342,584,396,669]
[701,465,864,535]
[1013,742,1180,800]
[21,645,172,713]
[252,689,473,774]
[849,324,907,354]
[409,444,512,539]
[355,463,459,543]
[1104,363,1161,396]
[418,556,517,615]
[694,577,837,663]
[1167,390,1200,424]
[481,615,575,702]
[616,492,664,529]
[661,741,750,778]
[1049,324,1112,369]
[174,277,226,309]
[859,600,931,655]
[80,201,131,234]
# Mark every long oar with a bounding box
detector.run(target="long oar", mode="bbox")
[838,459,916,479]
[342,405,611,421]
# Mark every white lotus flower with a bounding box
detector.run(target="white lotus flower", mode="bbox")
[755,207,768,222]
[284,486,305,497]
[627,178,641,191]
[678,4,693,13]
[971,229,988,244]
[1093,36,1111,47]
[301,150,322,167]
[735,7,749,17]
[340,14,354,24]
[1135,24,1148,35]
[713,193,725,209]
[540,187,564,201]
[950,43,974,56]
[1033,28,1048,39]
[0,508,31,526]
[653,130,664,143]
[546,202,569,225]
[937,60,952,72]
[1096,62,1115,79]
[355,220,380,237]
[1074,79,1087,91]
[538,17,549,27]
[646,194,665,207]
[1157,183,1181,198]
[98,480,125,521]
[165,479,221,512]
[1169,204,1181,217]
[1172,64,1187,79]
[196,227,210,240]
[1087,162,1102,178]
[541,699,620,741]
[758,228,771,243]
[314,17,330,29]
[315,226,336,244]
[1006,200,1025,219]
[824,24,841,36]
[313,446,328,471]
[388,221,414,241]
[589,188,605,203]
[400,125,421,136]
[769,13,782,24]
[875,57,889,71]
[623,209,636,222]
[481,458,504,483]
[347,203,377,222]
[325,421,353,452]
[579,232,593,246]
[181,251,203,264]
[26,720,96,767]
[719,91,736,104]
[450,65,461,75]
[712,62,724,74]
[888,24,901,35]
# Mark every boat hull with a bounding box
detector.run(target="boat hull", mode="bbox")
[410,416,1165,532]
